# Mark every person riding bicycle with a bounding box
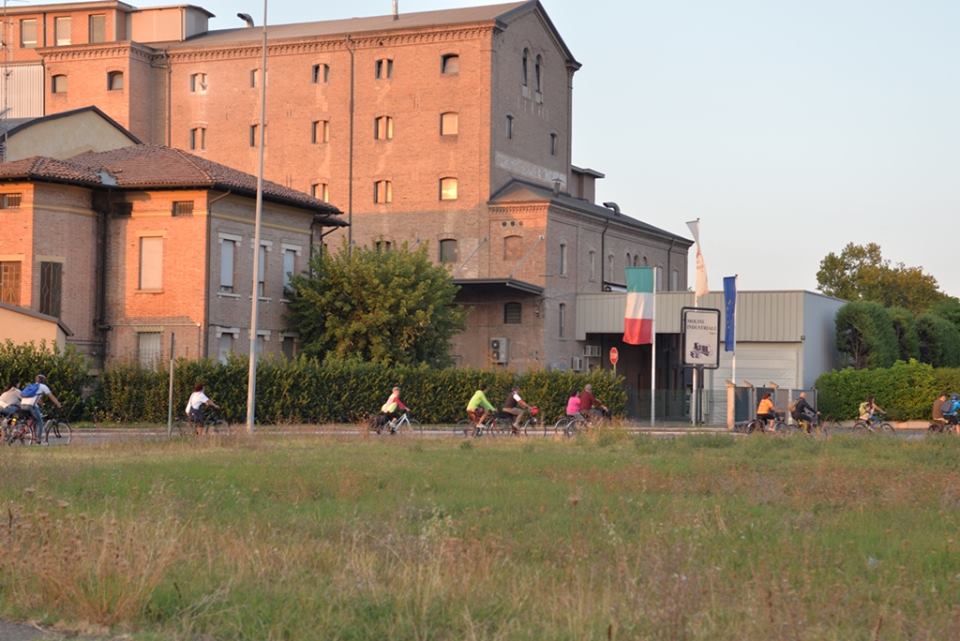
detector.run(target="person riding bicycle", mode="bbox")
[943,393,960,435]
[932,392,950,432]
[858,396,885,426]
[466,382,496,432]
[791,392,819,433]
[378,386,409,434]
[185,382,219,434]
[502,386,530,433]
[579,384,610,421]
[756,392,779,430]
[0,382,22,419]
[566,390,584,420]
[20,375,61,444]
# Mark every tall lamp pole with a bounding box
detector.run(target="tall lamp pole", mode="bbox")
[245,0,268,434]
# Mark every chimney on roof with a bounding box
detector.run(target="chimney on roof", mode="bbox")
[393,0,399,20]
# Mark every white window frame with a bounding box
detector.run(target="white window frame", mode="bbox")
[138,236,163,291]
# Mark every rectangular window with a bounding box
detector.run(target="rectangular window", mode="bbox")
[137,332,162,369]
[249,124,265,147]
[219,239,235,292]
[52,75,68,94]
[439,239,457,264]
[282,248,296,295]
[311,63,329,84]
[138,236,163,290]
[375,58,393,80]
[558,303,566,338]
[172,201,194,216]
[39,262,62,318]
[250,68,258,87]
[20,19,38,48]
[54,16,71,46]
[506,115,514,140]
[0,193,22,209]
[439,177,458,201]
[107,71,123,91]
[89,14,106,44]
[589,250,596,282]
[670,269,679,292]
[281,336,296,360]
[374,116,393,140]
[656,266,664,292]
[311,183,329,202]
[257,244,267,297]
[440,112,458,136]
[550,133,558,156]
[217,332,234,364]
[0,261,22,305]
[374,180,392,204]
[559,243,567,276]
[311,120,329,144]
[190,72,207,93]
[189,127,206,151]
[441,54,460,75]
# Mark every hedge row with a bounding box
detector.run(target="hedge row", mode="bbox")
[1,343,627,425]
[815,359,960,421]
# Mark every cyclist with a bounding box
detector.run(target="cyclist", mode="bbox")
[579,384,610,421]
[791,392,819,433]
[565,389,584,420]
[466,382,496,433]
[0,382,21,419]
[756,392,779,430]
[20,374,62,444]
[944,393,960,435]
[501,386,530,434]
[185,382,219,434]
[378,385,409,434]
[932,392,949,432]
[857,396,885,427]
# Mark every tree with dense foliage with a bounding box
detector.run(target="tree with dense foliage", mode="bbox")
[817,243,946,313]
[916,312,960,367]
[834,301,898,369]
[887,306,920,362]
[287,244,465,367]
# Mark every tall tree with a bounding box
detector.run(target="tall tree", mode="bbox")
[817,243,945,313]
[835,301,898,369]
[287,244,466,367]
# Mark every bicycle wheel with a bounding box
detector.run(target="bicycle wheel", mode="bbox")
[553,417,571,436]
[455,418,472,437]
[851,420,871,434]
[744,419,762,434]
[564,418,585,438]
[43,420,72,445]
[208,419,231,435]
[774,420,798,434]
[877,422,895,435]
[408,418,422,434]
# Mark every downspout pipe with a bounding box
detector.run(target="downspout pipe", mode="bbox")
[346,35,355,255]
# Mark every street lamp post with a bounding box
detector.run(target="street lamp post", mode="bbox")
[245,0,268,434]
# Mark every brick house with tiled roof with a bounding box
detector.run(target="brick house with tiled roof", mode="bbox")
[5,0,693,387]
[0,144,345,367]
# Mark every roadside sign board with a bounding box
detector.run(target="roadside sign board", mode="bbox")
[609,347,619,366]
[681,307,721,369]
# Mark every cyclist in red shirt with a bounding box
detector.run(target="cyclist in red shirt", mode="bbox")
[579,384,609,421]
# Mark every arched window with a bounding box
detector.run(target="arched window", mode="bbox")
[107,71,123,91]
[312,63,329,84]
[439,177,458,201]
[626,253,631,269]
[374,180,392,204]
[633,255,640,267]
[51,74,67,94]
[503,235,522,261]
[374,115,394,140]
[521,48,529,86]
[535,54,542,93]
[504,302,522,324]
[439,239,458,264]
[559,243,567,276]
[588,250,596,282]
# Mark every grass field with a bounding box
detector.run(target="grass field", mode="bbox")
[1,433,959,640]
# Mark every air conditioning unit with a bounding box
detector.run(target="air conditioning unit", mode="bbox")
[570,356,584,372]
[490,337,509,364]
[583,344,600,358]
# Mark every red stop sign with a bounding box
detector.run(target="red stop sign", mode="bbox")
[609,347,619,366]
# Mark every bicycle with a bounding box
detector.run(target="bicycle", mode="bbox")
[554,414,589,438]
[3,409,38,445]
[744,413,787,434]
[40,410,72,445]
[175,408,231,436]
[852,413,895,435]
[372,411,420,435]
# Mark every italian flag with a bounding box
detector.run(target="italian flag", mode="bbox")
[624,266,655,345]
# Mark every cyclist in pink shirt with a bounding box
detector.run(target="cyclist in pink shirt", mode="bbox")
[566,390,583,418]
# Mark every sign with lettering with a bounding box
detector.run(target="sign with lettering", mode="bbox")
[681,307,721,369]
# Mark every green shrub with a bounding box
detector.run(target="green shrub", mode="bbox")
[816,359,939,421]
[92,357,627,425]
[0,341,91,421]
[917,313,960,367]
[835,301,897,369]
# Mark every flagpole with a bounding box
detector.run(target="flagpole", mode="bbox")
[651,267,657,426]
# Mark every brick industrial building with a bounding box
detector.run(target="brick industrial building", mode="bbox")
[0,144,345,367]
[1,0,692,376]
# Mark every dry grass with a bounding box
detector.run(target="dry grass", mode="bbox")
[0,435,959,640]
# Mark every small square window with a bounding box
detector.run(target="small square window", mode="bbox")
[311,183,330,202]
[311,120,329,144]
[189,127,206,151]
[441,54,460,75]
[439,239,458,264]
[107,71,124,91]
[51,74,68,94]
[439,177,458,201]
[374,180,393,204]
[0,193,22,209]
[190,72,207,93]
[172,201,194,216]
[440,112,458,136]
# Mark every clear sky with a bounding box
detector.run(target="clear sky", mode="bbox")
[192,1,959,295]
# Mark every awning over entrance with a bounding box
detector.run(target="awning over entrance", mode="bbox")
[453,278,544,297]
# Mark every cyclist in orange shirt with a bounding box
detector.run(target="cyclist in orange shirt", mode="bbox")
[756,392,778,429]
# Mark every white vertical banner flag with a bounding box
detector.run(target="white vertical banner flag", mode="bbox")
[686,218,709,298]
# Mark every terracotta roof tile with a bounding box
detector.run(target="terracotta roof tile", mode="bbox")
[0,145,345,224]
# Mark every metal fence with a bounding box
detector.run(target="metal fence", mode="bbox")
[631,386,818,426]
